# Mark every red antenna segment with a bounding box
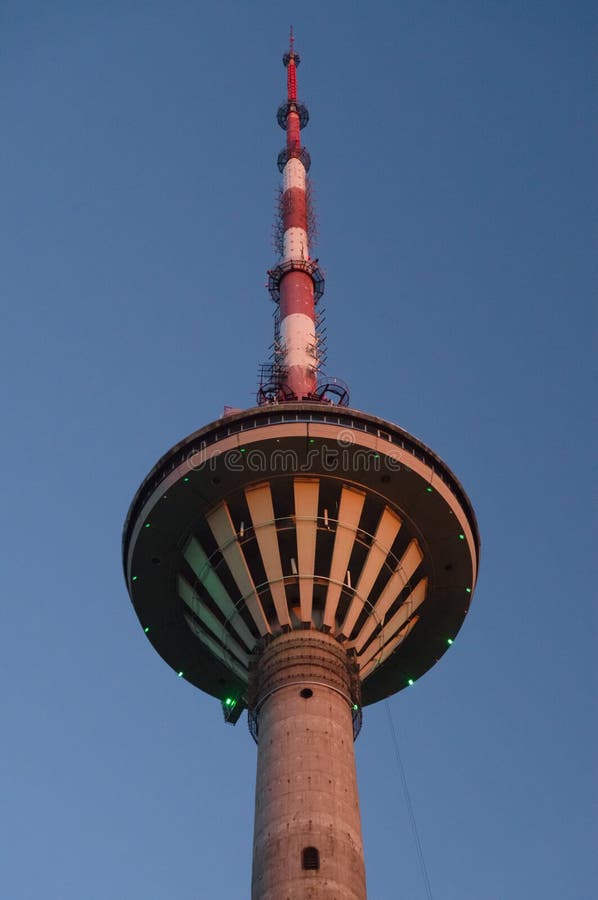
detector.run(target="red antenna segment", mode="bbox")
[287,27,298,103]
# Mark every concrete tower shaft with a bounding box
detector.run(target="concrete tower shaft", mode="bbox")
[250,631,366,900]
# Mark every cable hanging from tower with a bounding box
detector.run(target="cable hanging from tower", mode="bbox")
[385,699,435,900]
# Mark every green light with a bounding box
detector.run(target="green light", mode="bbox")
[132,575,138,582]
[407,679,414,686]
[466,587,471,594]
[458,533,465,540]
[225,697,233,706]
[177,671,184,678]
[447,638,453,645]
[352,704,359,711]
[183,476,189,483]
[145,522,151,529]
[426,486,433,493]
[144,626,150,633]
[309,438,315,444]
[240,447,246,453]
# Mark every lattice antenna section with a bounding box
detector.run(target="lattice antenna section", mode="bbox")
[306,176,318,251]
[272,185,284,259]
[315,307,328,370]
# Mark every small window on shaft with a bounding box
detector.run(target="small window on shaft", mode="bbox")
[302,846,320,870]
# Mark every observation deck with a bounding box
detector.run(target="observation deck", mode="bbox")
[123,403,480,719]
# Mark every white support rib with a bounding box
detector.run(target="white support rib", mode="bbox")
[206,502,271,636]
[293,478,319,623]
[182,613,249,684]
[339,507,402,639]
[352,538,424,653]
[322,486,366,630]
[183,536,256,650]
[178,575,250,668]
[374,576,427,659]
[245,483,291,629]
[358,578,427,670]
[359,614,421,681]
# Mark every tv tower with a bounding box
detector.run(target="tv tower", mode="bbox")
[123,31,480,900]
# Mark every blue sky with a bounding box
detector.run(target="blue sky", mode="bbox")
[1,2,595,898]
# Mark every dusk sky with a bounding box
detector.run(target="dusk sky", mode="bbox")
[1,2,595,898]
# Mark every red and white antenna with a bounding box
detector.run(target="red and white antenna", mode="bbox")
[260,31,346,406]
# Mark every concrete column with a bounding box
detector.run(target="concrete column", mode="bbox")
[250,631,367,900]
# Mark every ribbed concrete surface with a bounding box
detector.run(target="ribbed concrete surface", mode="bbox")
[251,632,367,899]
